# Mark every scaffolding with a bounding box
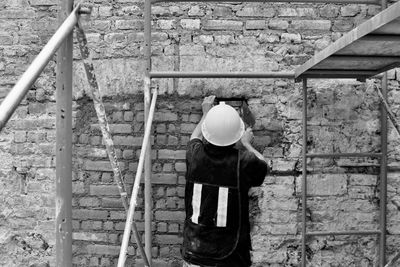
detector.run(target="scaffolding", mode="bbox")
[0,0,399,266]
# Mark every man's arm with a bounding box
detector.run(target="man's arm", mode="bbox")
[240,128,269,186]
[190,95,216,140]
[240,128,267,163]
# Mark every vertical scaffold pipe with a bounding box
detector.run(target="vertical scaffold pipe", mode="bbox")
[117,89,158,267]
[380,74,388,267]
[380,1,388,266]
[75,21,150,267]
[301,79,308,267]
[144,0,153,265]
[55,0,74,266]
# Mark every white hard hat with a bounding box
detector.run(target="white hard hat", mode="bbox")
[201,102,245,146]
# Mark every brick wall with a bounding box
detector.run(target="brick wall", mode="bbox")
[2,0,400,266]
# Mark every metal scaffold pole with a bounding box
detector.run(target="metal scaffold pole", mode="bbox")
[144,0,153,265]
[380,0,388,265]
[301,78,308,267]
[55,0,74,266]
[380,74,388,267]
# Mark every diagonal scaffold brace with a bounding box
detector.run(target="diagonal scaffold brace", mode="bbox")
[75,20,150,267]
[385,251,400,267]
[369,83,400,137]
[117,84,157,267]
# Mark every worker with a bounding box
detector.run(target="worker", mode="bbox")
[181,95,270,267]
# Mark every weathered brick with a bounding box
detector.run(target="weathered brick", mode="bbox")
[152,173,177,184]
[90,136,102,146]
[124,111,134,122]
[115,19,143,30]
[73,210,108,220]
[12,118,55,130]
[180,19,200,30]
[175,162,186,172]
[122,149,134,159]
[258,33,280,43]
[214,35,234,45]
[163,163,173,172]
[154,112,178,122]
[0,9,35,19]
[268,19,289,30]
[168,223,180,233]
[281,33,301,44]
[79,197,101,207]
[319,5,340,18]
[0,33,13,45]
[81,221,103,230]
[291,20,331,31]
[180,123,196,133]
[14,131,26,143]
[197,35,213,44]
[89,257,98,267]
[73,232,108,242]
[99,6,112,17]
[104,221,113,230]
[27,131,46,143]
[90,185,121,196]
[29,0,57,5]
[340,5,360,17]
[100,258,112,267]
[180,44,205,55]
[349,174,377,186]
[155,211,185,221]
[332,20,354,32]
[246,20,267,30]
[154,235,182,244]
[277,8,298,17]
[213,6,232,17]
[158,149,186,160]
[177,187,185,197]
[110,210,141,220]
[72,182,85,194]
[113,136,143,146]
[237,7,275,17]
[297,7,316,17]
[76,147,107,158]
[84,160,126,172]
[188,5,205,16]
[203,20,243,31]
[102,198,124,208]
[157,19,174,30]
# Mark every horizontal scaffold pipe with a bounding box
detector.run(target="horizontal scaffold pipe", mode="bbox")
[149,71,295,79]
[306,230,381,236]
[0,2,82,132]
[150,0,380,5]
[306,152,382,158]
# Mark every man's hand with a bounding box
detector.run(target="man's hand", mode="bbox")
[240,128,254,146]
[190,95,215,140]
[202,95,216,114]
[240,128,266,163]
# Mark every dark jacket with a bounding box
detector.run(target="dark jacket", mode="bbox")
[182,139,269,266]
